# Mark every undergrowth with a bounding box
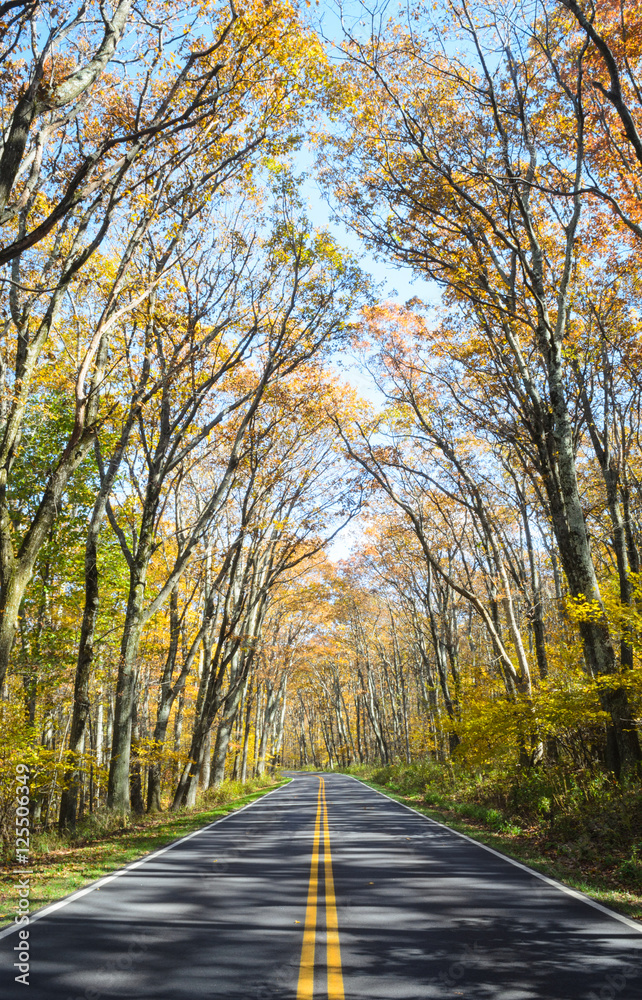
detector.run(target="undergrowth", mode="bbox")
[26,773,277,858]
[0,773,286,927]
[337,760,642,919]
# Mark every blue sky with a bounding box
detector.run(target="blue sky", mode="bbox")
[297,2,442,560]
[298,160,438,401]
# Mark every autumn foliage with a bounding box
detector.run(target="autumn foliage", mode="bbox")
[1,0,642,865]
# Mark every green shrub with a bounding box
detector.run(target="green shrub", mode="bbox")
[341,757,641,866]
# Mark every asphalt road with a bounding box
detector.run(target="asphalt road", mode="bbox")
[1,773,641,999]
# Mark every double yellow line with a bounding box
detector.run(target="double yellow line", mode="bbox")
[297,778,344,1000]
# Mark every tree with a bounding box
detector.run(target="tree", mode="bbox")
[322,0,641,774]
[0,0,329,690]
[103,216,362,810]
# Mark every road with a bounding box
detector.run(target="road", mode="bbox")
[1,773,641,999]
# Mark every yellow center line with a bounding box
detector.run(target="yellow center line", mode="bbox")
[296,778,345,1000]
[322,779,345,1000]
[297,781,323,999]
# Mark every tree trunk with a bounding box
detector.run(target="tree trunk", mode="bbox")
[106,561,148,810]
[200,728,212,791]
[240,690,253,783]
[59,503,102,829]
[542,353,641,774]
[210,678,247,788]
[129,692,145,815]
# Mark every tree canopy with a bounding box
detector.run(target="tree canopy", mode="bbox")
[1,1,641,864]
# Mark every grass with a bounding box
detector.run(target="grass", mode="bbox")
[335,762,642,924]
[0,775,290,929]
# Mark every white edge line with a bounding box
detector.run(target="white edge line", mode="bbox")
[345,774,642,936]
[0,780,291,941]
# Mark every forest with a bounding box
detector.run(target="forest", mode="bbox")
[0,0,641,916]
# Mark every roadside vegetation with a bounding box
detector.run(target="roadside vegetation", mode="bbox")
[337,763,642,922]
[0,776,287,929]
